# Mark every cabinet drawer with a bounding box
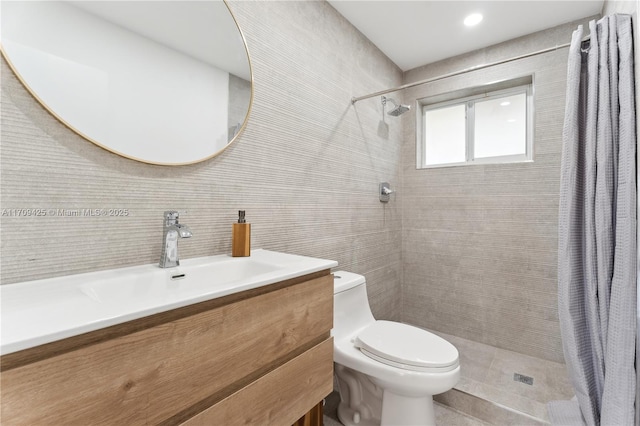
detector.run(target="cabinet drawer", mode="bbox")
[182,338,333,426]
[1,274,333,425]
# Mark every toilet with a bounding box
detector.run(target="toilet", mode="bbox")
[332,271,460,426]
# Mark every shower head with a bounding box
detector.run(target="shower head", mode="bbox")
[388,104,411,116]
[382,96,410,116]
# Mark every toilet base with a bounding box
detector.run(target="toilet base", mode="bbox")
[335,364,383,425]
[335,363,438,426]
[381,390,435,426]
[337,403,380,426]
[337,389,437,426]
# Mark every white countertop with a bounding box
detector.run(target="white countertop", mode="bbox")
[1,249,337,355]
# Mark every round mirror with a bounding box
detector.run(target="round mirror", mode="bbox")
[1,0,252,165]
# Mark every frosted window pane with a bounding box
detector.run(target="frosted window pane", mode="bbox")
[474,93,526,159]
[424,104,466,165]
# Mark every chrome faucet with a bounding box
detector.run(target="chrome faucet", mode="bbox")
[159,210,192,268]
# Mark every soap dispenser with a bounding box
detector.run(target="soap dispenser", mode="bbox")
[232,210,251,257]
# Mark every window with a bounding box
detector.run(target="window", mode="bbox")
[417,80,533,168]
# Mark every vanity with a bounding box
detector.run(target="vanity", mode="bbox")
[0,250,337,425]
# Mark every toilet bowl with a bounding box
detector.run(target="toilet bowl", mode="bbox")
[332,271,460,426]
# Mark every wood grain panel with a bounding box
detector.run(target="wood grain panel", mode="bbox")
[182,339,333,426]
[0,274,333,425]
[0,270,329,372]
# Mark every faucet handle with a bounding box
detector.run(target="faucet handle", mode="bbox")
[164,210,180,224]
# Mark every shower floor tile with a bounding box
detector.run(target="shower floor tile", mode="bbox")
[428,328,575,424]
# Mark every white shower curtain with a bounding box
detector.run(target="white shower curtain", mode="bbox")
[549,14,637,426]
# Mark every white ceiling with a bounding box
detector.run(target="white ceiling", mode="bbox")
[69,1,250,80]
[327,1,604,71]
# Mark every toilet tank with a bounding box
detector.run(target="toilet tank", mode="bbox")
[332,271,376,340]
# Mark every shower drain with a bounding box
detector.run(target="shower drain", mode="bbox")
[513,373,534,385]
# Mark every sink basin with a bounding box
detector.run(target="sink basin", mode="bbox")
[1,249,337,355]
[78,257,280,305]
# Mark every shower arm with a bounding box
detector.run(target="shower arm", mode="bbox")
[381,96,396,107]
[350,39,589,104]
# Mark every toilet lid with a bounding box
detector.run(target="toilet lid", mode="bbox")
[354,321,459,372]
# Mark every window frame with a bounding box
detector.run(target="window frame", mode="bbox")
[416,81,534,169]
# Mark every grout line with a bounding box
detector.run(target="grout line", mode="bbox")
[483,349,498,384]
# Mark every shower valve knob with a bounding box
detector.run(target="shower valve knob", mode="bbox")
[380,182,393,203]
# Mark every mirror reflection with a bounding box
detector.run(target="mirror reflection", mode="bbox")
[1,0,252,165]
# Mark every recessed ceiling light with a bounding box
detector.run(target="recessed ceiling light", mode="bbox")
[464,13,483,27]
[500,101,511,106]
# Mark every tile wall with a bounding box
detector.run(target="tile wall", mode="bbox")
[0,1,403,320]
[400,16,598,363]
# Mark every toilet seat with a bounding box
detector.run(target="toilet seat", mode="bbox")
[354,321,459,373]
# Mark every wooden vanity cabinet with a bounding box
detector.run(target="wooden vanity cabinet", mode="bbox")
[0,271,334,425]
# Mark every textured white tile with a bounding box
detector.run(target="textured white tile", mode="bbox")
[0,1,403,321]
[399,16,595,363]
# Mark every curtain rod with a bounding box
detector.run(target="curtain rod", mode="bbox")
[351,37,590,104]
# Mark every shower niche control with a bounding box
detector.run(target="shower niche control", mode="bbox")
[379,182,394,203]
